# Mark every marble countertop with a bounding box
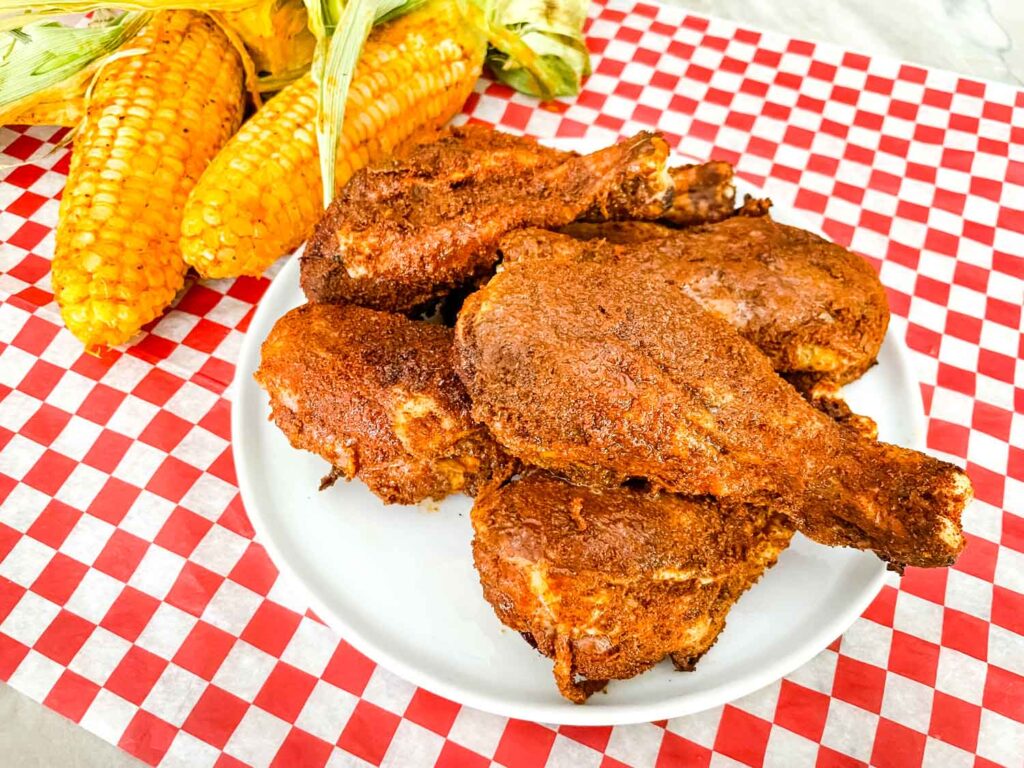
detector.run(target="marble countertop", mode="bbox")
[3,1,1021,766]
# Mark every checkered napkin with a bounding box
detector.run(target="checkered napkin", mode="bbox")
[1,1,1022,766]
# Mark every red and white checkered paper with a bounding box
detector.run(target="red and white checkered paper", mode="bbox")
[2,1,1022,765]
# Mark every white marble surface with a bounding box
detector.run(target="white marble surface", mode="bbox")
[3,1,1022,766]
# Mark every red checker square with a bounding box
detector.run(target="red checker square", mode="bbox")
[807,60,837,81]
[130,333,177,363]
[27,500,82,549]
[853,110,883,130]
[986,297,1022,330]
[218,494,255,539]
[119,709,178,767]
[971,401,1012,442]
[832,655,887,713]
[133,368,184,406]
[9,253,52,287]
[94,530,148,582]
[435,741,489,768]
[21,404,71,446]
[631,104,661,128]
[337,700,401,766]
[199,399,232,440]
[863,584,897,627]
[155,507,213,558]
[181,684,249,749]
[254,661,318,721]
[794,189,829,215]
[712,705,771,767]
[7,220,48,250]
[936,365,976,399]
[165,561,222,617]
[983,665,1024,722]
[774,680,830,742]
[888,631,940,687]
[0,634,30,681]
[0,577,26,624]
[228,543,276,596]
[72,349,119,381]
[206,446,236,484]
[932,188,966,215]
[86,477,141,526]
[322,640,376,696]
[559,725,611,753]
[404,688,461,737]
[101,586,160,642]
[983,100,1013,122]
[1004,510,1024,553]
[955,535,998,582]
[870,717,926,768]
[176,285,223,317]
[0,525,19,567]
[105,645,168,705]
[173,620,236,680]
[14,286,52,309]
[183,319,232,355]
[139,411,193,453]
[43,669,100,723]
[493,719,557,768]
[944,311,982,344]
[864,74,894,94]
[998,206,1024,235]
[816,745,868,768]
[31,552,88,605]
[655,732,711,768]
[82,430,133,474]
[2,134,43,160]
[11,313,58,360]
[17,359,64,400]
[965,462,1004,507]
[23,450,76,496]
[215,755,252,768]
[900,566,948,605]
[924,228,961,258]
[226,275,269,305]
[241,600,302,657]
[929,691,981,752]
[146,456,202,503]
[77,384,127,425]
[34,610,94,666]
[271,728,333,768]
[4,162,45,187]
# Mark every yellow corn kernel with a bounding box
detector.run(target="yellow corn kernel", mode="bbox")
[53,11,245,351]
[181,0,486,279]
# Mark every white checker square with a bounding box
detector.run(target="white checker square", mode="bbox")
[763,728,818,768]
[212,640,278,702]
[49,415,102,462]
[127,546,184,599]
[7,649,65,703]
[447,705,508,758]
[922,736,974,768]
[380,720,446,768]
[179,473,237,522]
[105,396,160,441]
[189,524,248,577]
[0,389,36,432]
[0,482,49,533]
[0,535,54,587]
[110,439,165,486]
[0,434,45,480]
[541,734,603,768]
[53,463,107,511]
[161,731,221,768]
[69,626,132,685]
[78,688,138,746]
[361,667,417,716]
[136,603,198,660]
[666,706,722,747]
[119,490,176,541]
[295,680,358,744]
[820,698,879,762]
[202,579,264,636]
[988,624,1024,676]
[63,567,123,623]
[171,427,227,471]
[840,617,894,668]
[733,679,780,722]
[0,590,59,646]
[102,355,152,393]
[880,673,933,731]
[785,647,839,696]
[280,617,338,678]
[893,591,944,643]
[141,664,207,727]
[223,706,291,768]
[935,647,987,705]
[943,569,993,622]
[605,722,664,767]
[977,710,1024,767]
[0,346,36,389]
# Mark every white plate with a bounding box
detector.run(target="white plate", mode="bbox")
[231,142,913,726]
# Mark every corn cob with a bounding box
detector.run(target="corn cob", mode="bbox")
[54,10,245,350]
[180,0,486,279]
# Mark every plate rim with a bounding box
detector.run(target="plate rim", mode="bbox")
[231,152,918,726]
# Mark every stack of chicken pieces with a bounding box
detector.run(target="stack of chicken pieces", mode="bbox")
[255,126,973,703]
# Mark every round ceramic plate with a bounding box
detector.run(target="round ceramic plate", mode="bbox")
[232,141,910,726]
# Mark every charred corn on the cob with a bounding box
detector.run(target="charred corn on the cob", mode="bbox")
[180,0,485,279]
[53,10,245,350]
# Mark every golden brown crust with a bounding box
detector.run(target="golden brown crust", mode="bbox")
[471,471,794,702]
[255,303,510,505]
[553,214,891,386]
[301,126,735,314]
[455,255,971,569]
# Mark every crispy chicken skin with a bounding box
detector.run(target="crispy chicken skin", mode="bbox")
[301,126,734,313]
[255,303,510,505]
[455,255,972,570]
[472,471,794,702]
[550,214,890,385]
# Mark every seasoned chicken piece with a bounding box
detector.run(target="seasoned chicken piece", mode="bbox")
[472,471,794,702]
[549,213,890,385]
[301,125,734,313]
[255,303,510,505]
[455,255,972,570]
